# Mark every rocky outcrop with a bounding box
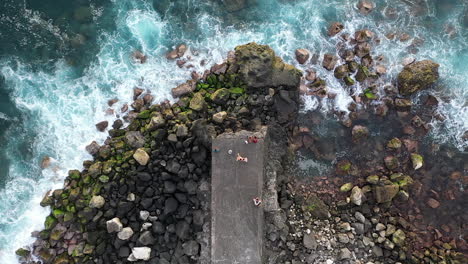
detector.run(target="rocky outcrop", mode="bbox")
[20,43,301,264]
[232,42,302,89]
[397,60,439,95]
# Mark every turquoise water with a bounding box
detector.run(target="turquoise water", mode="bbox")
[0,0,466,262]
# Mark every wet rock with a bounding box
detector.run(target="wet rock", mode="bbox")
[374,184,399,203]
[95,121,108,132]
[295,48,310,64]
[303,233,318,250]
[41,156,51,169]
[328,22,344,36]
[118,227,134,240]
[354,29,374,42]
[128,247,151,261]
[352,125,369,142]
[344,76,355,86]
[350,186,363,206]
[334,64,349,79]
[89,195,105,209]
[357,0,374,15]
[402,57,415,67]
[322,53,338,70]
[305,70,316,82]
[166,44,187,60]
[355,42,371,57]
[172,81,195,98]
[395,98,412,111]
[132,51,147,64]
[143,93,153,105]
[106,218,123,233]
[427,198,440,208]
[398,60,439,95]
[410,153,423,170]
[85,141,101,156]
[376,65,387,75]
[133,148,150,166]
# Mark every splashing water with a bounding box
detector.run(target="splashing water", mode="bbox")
[0,0,467,262]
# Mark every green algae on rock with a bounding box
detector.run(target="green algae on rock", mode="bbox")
[398,60,439,95]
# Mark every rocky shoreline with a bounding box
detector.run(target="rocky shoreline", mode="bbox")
[15,36,467,264]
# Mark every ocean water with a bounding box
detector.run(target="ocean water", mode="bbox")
[0,0,466,262]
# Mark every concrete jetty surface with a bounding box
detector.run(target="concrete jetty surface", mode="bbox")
[211,129,267,264]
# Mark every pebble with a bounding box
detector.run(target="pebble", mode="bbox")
[354,211,366,223]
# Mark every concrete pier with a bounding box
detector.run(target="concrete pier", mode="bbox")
[211,129,267,264]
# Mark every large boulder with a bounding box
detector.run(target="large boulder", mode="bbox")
[172,81,196,98]
[233,42,302,89]
[397,60,439,95]
[374,184,399,203]
[189,92,206,111]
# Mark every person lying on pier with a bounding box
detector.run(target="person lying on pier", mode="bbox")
[248,136,259,143]
[236,153,248,162]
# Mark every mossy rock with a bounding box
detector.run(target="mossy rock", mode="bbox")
[44,215,57,230]
[387,138,402,149]
[334,64,349,79]
[347,61,359,72]
[340,183,354,192]
[398,60,439,95]
[355,65,369,82]
[52,209,65,219]
[98,175,109,183]
[40,193,53,207]
[63,212,74,222]
[234,42,301,89]
[392,229,406,246]
[38,248,54,262]
[69,170,81,180]
[15,248,31,259]
[189,92,206,111]
[88,162,102,177]
[229,87,245,94]
[366,175,380,185]
[411,153,423,170]
[344,76,355,86]
[363,88,377,99]
[53,254,70,264]
[301,194,330,219]
[211,88,230,104]
[83,244,95,255]
[137,110,152,119]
